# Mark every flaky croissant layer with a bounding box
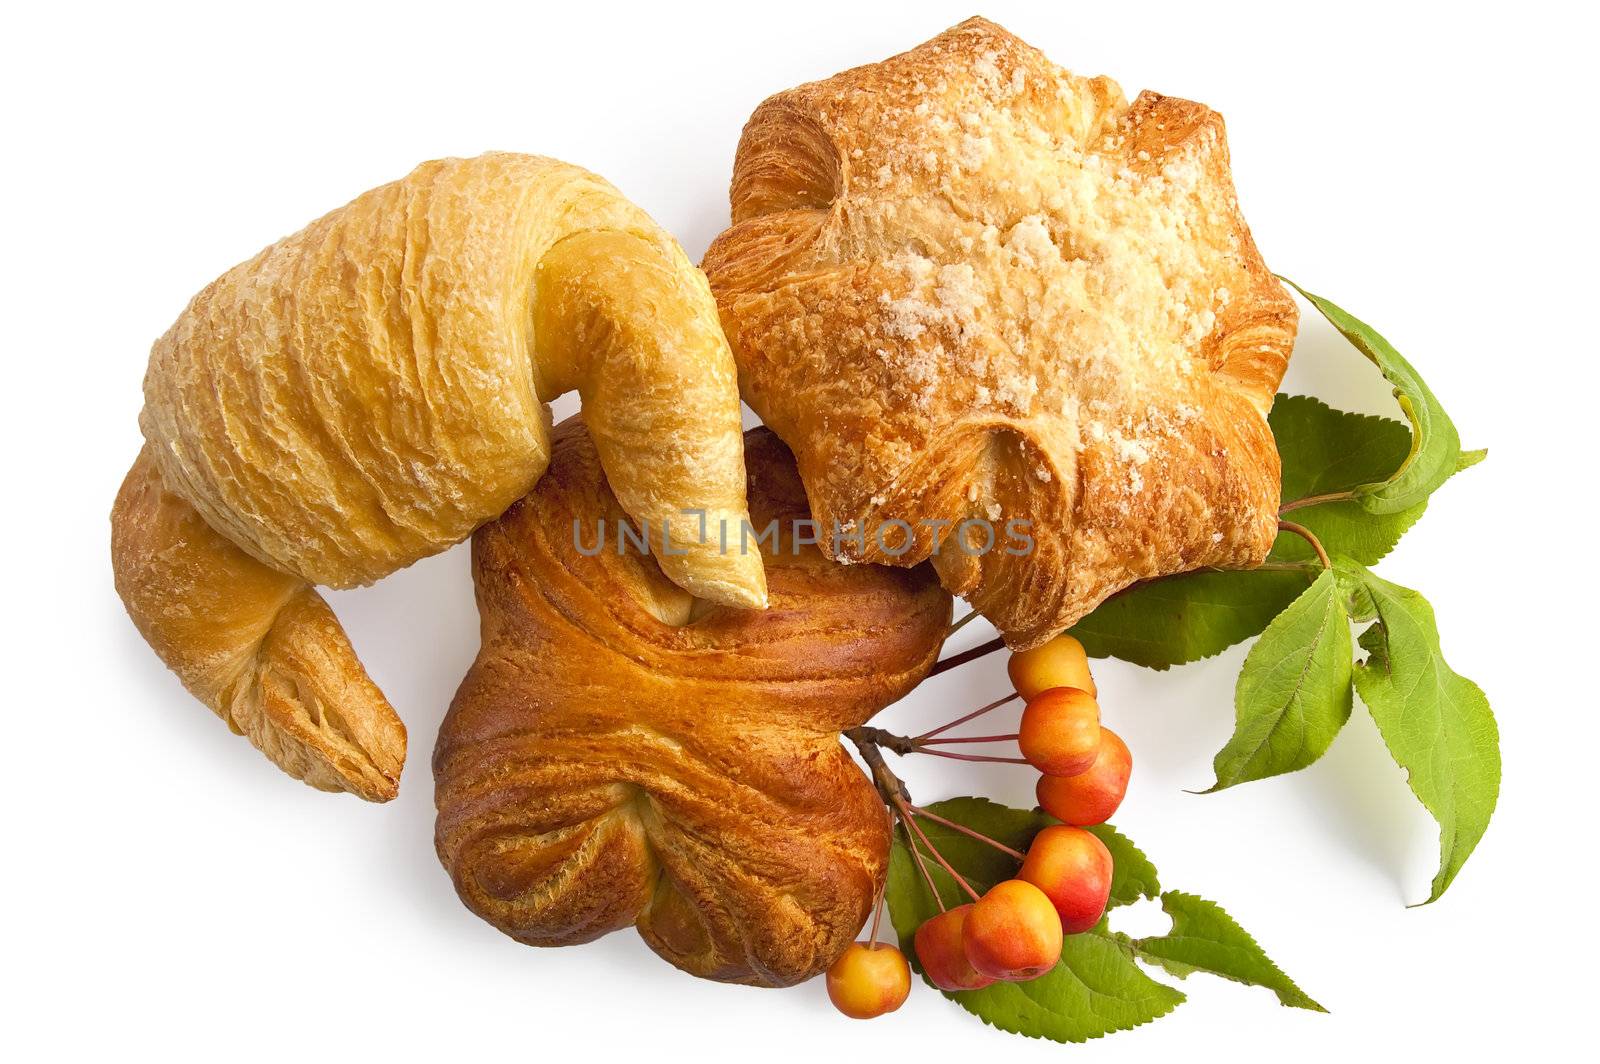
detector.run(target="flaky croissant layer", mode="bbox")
[435,423,950,985]
[114,152,765,799]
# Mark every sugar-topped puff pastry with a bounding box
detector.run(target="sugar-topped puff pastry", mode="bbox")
[113,153,765,800]
[703,18,1297,648]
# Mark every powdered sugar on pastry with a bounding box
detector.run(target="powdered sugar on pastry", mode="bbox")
[703,17,1297,648]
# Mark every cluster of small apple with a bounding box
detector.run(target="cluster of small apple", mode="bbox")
[826,635,1133,1019]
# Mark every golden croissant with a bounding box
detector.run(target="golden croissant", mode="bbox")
[703,18,1298,649]
[112,152,766,801]
[434,420,949,985]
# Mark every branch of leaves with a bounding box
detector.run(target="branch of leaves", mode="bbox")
[885,797,1323,1042]
[1067,283,1496,904]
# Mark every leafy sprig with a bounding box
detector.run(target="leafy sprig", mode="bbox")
[884,798,1323,1043]
[1068,281,1496,903]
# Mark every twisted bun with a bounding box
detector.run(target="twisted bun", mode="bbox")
[434,421,950,985]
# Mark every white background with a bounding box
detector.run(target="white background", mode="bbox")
[4,1,1594,1059]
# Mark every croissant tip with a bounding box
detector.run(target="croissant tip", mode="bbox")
[710,584,769,611]
[344,766,402,803]
[672,566,770,611]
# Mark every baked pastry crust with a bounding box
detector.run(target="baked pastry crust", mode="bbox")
[434,421,949,985]
[114,153,765,799]
[703,18,1297,648]
[113,446,406,799]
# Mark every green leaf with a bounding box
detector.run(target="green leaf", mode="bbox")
[1268,394,1427,565]
[1282,280,1468,514]
[1338,561,1500,903]
[1086,823,1160,908]
[1208,569,1353,790]
[884,799,1322,1041]
[1071,568,1310,670]
[1334,564,1379,624]
[884,800,1181,1043]
[950,930,1186,1043]
[1071,380,1484,672]
[1273,394,1412,502]
[1130,892,1326,1012]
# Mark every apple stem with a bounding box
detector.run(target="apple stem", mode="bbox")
[927,636,1006,677]
[1278,519,1332,569]
[899,815,948,913]
[910,805,1025,860]
[848,723,1029,764]
[866,876,886,948]
[914,692,1020,741]
[846,728,981,907]
[847,725,917,756]
[896,796,983,903]
[914,749,1031,765]
[1279,489,1356,515]
[916,733,1020,746]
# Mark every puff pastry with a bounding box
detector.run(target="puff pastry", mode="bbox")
[703,18,1297,648]
[435,421,950,985]
[113,153,765,800]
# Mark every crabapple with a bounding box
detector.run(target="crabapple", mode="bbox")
[963,879,1064,981]
[1007,634,1097,700]
[1018,825,1114,935]
[826,942,912,1019]
[913,904,995,991]
[1018,687,1101,777]
[1035,728,1132,825]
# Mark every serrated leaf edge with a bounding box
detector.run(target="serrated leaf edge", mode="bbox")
[941,928,1187,1044]
[1131,891,1329,1013]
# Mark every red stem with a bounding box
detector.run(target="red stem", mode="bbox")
[897,812,947,914]
[896,797,982,903]
[914,749,1031,765]
[915,692,1020,742]
[928,636,1006,677]
[910,806,1024,860]
[917,733,1020,746]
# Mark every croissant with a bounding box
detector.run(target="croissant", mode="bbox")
[702,18,1298,649]
[112,152,766,801]
[434,420,949,986]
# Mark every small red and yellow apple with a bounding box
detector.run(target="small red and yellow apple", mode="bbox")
[913,904,995,991]
[826,942,911,1019]
[1018,825,1114,934]
[963,878,1064,981]
[1008,634,1097,700]
[825,632,1139,1018]
[1018,687,1102,777]
[1036,727,1132,825]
